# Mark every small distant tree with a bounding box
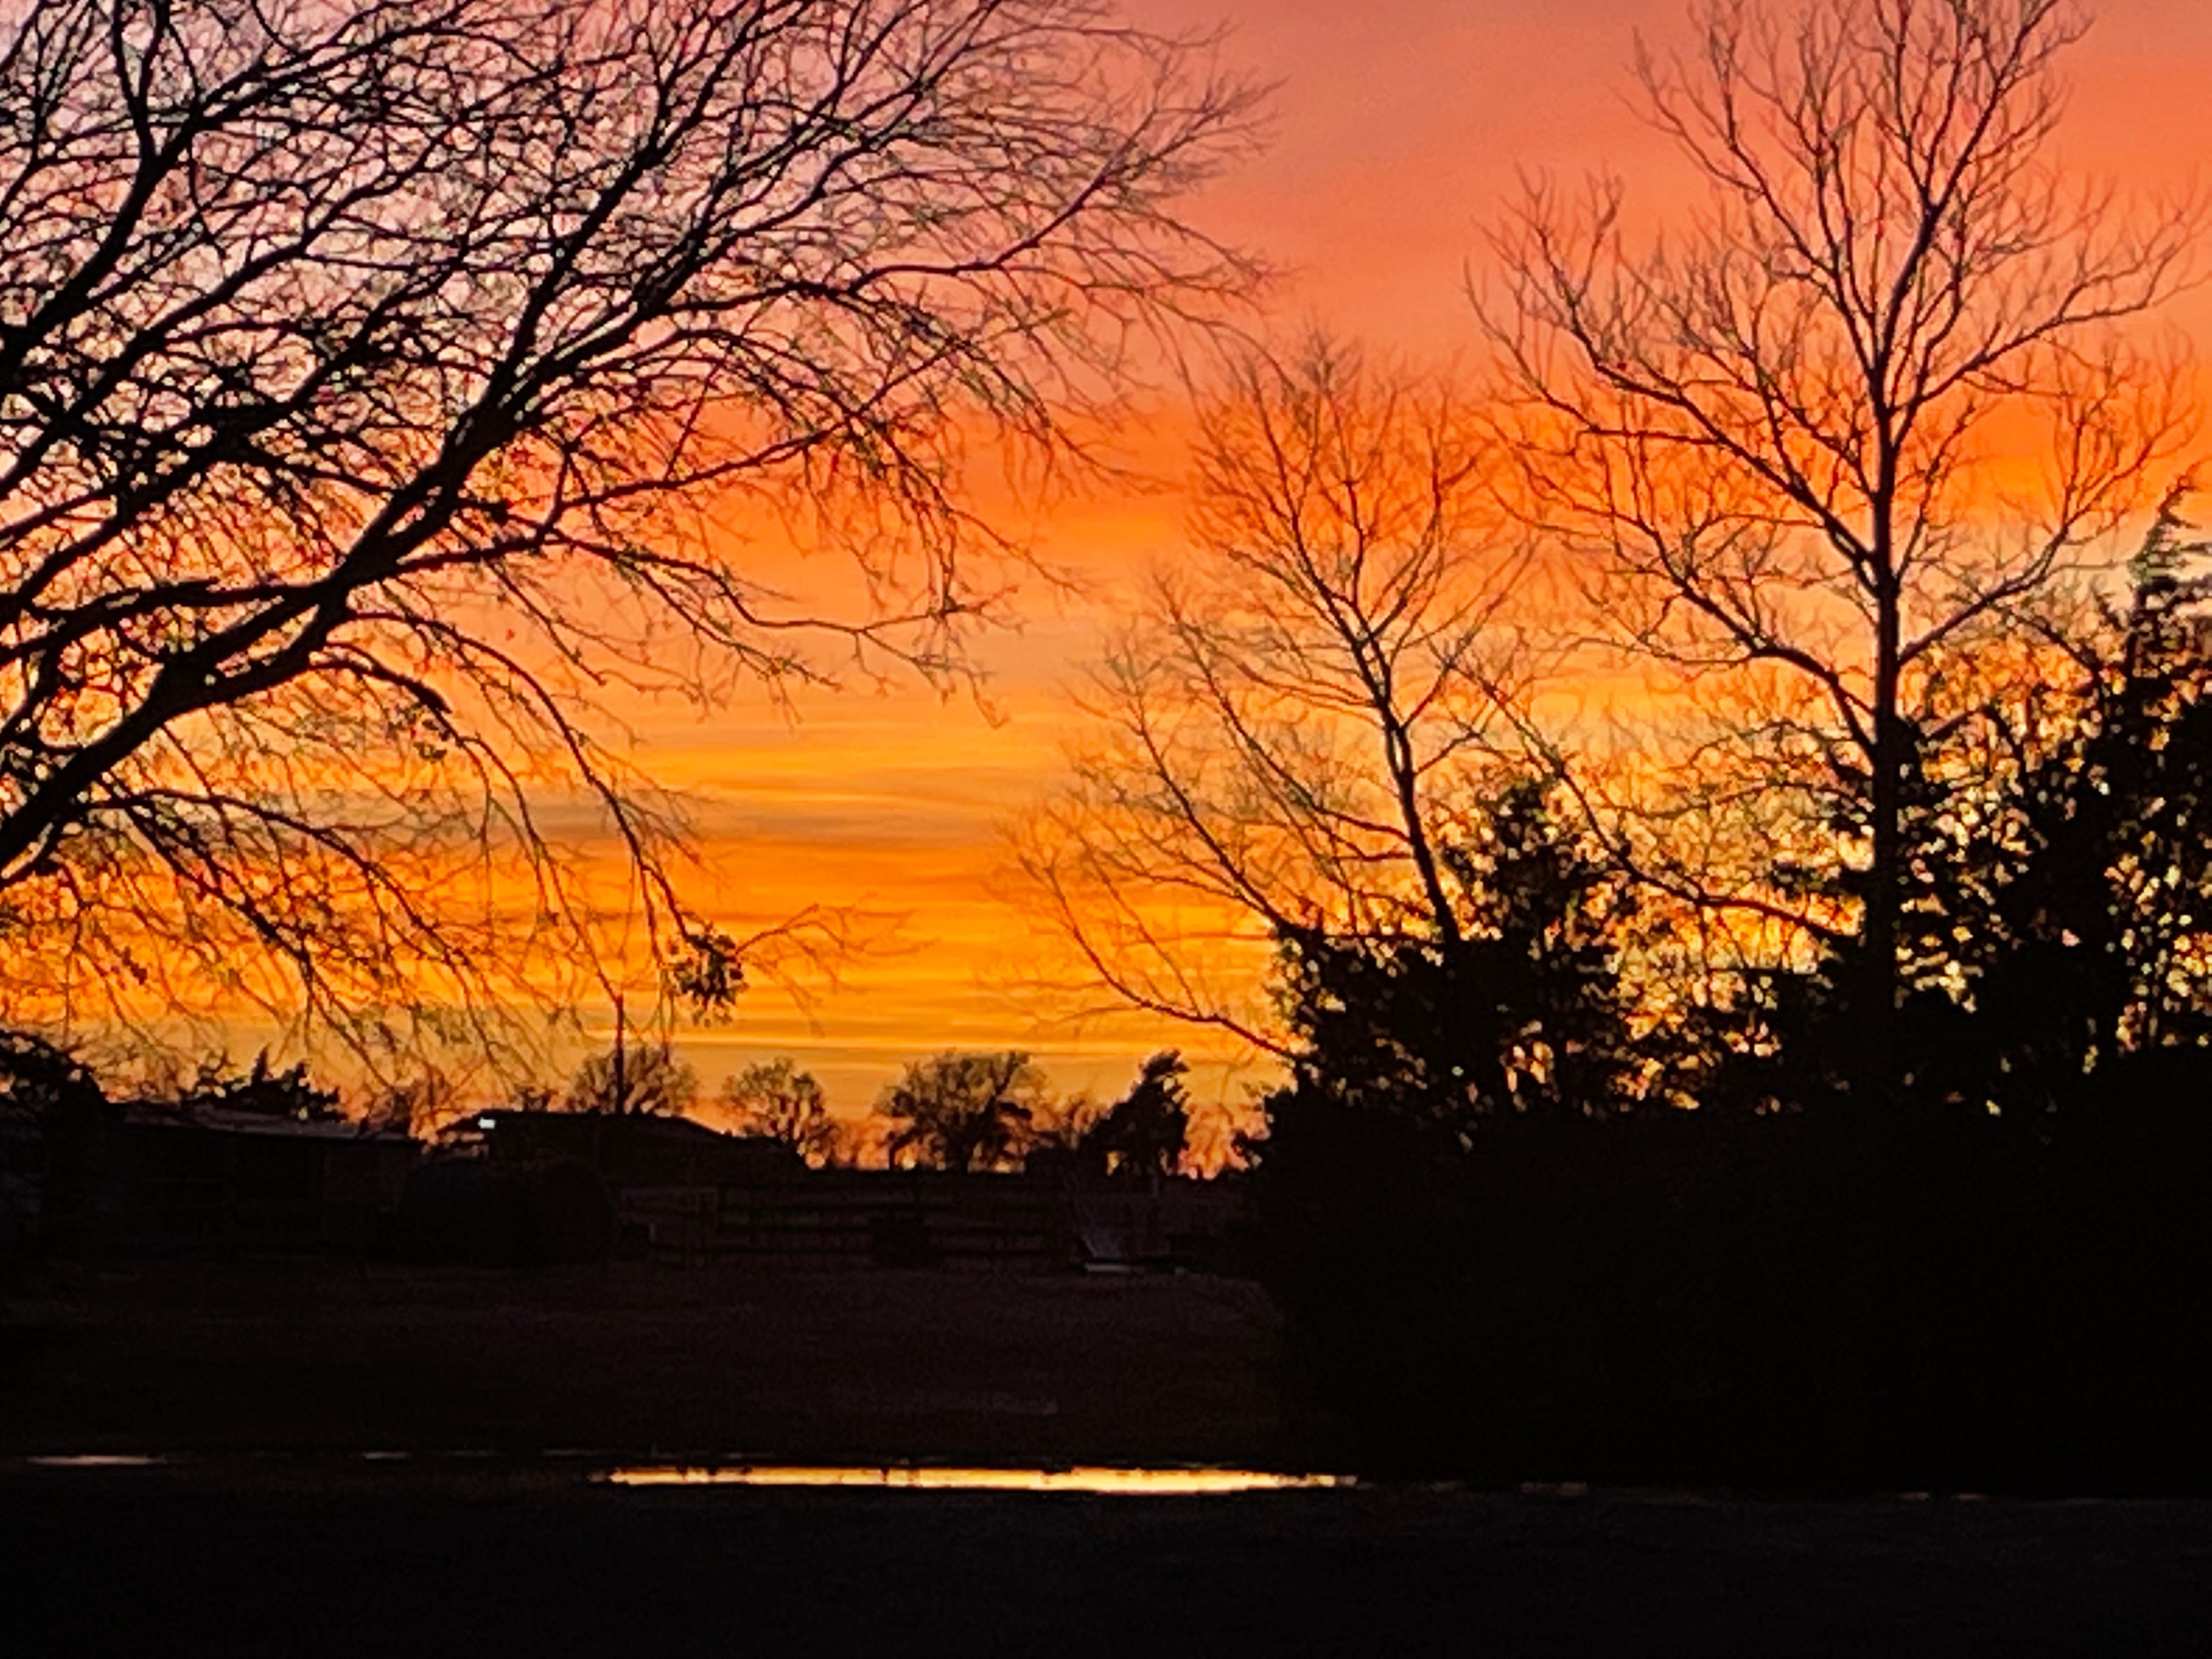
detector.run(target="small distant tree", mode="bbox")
[1082,1051,1193,1179]
[718,1059,843,1166]
[563,1044,697,1118]
[876,1051,1048,1173]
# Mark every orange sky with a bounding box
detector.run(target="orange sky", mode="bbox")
[587,0,2212,1140]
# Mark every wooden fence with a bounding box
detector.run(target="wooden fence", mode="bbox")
[620,1171,1073,1271]
[618,1170,1251,1273]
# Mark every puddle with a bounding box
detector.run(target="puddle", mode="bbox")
[599,1464,1350,1494]
[16,1453,1348,1495]
[26,1454,166,1469]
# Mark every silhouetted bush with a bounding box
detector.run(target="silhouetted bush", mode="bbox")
[166,1052,343,1122]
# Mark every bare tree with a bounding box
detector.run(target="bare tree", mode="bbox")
[1015,336,1537,1052]
[716,1056,843,1164]
[874,1048,1046,1171]
[1480,0,2199,1084]
[0,0,1257,1059]
[563,1041,698,1116]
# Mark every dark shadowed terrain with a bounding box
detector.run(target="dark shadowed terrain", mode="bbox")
[0,1259,1282,1464]
[4,1260,2210,1655]
[7,1463,2211,1656]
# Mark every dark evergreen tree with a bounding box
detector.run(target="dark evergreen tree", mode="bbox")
[1964,495,2212,1119]
[1702,492,2212,1126]
[1270,777,1646,1142]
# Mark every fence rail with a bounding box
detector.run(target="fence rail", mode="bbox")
[620,1180,1073,1271]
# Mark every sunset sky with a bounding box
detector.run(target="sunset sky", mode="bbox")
[621,0,2212,1138]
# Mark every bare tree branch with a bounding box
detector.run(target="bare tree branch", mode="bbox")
[0,0,1263,1066]
[1477,0,2201,1052]
[1012,334,1539,1050]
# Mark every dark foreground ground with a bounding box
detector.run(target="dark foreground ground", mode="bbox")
[5,1260,2209,1654]
[7,1462,2211,1656]
[0,1258,1282,1464]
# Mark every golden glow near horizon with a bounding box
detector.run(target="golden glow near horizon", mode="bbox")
[599,1464,1351,1494]
[433,1,2212,1131]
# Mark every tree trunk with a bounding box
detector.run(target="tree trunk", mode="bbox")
[1865,568,1904,1124]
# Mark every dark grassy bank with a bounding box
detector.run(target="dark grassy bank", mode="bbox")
[0,1259,1282,1466]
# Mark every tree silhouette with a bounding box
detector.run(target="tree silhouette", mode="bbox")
[1710,490,2212,1120]
[0,0,1257,1055]
[167,1049,343,1122]
[563,1043,697,1118]
[1081,1049,1192,1178]
[716,1058,842,1165]
[1482,0,2199,1109]
[1274,776,1645,1137]
[876,1050,1047,1172]
[1018,335,1537,1053]
[1978,495,2212,1101]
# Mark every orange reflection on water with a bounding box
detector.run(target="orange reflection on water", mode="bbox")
[601,1464,1347,1494]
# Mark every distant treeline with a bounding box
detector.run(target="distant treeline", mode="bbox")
[0,1037,1199,1180]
